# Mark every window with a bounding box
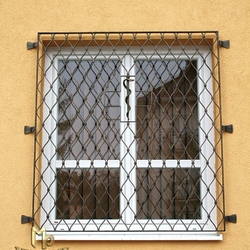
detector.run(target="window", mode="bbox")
[33,32,225,240]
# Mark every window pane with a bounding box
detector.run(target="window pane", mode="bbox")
[136,168,201,219]
[56,168,120,219]
[136,60,199,160]
[57,60,121,160]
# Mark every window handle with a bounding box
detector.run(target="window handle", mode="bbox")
[123,74,134,120]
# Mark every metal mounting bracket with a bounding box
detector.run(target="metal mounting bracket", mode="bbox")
[27,42,38,50]
[222,124,233,133]
[24,126,35,134]
[21,215,33,224]
[219,40,230,48]
[224,214,237,223]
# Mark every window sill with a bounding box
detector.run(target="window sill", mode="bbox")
[49,232,223,241]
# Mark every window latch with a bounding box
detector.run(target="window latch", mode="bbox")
[123,74,134,120]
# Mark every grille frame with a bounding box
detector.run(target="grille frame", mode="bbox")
[32,31,225,236]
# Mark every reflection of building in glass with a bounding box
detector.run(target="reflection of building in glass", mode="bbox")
[136,61,199,160]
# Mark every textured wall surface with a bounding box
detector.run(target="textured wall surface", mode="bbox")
[0,0,250,249]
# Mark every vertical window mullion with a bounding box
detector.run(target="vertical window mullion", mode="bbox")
[120,55,136,224]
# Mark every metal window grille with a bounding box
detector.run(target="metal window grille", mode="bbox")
[32,31,225,233]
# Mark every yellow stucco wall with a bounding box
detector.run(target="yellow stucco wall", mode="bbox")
[0,0,250,249]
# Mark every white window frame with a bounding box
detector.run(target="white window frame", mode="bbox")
[40,46,222,240]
